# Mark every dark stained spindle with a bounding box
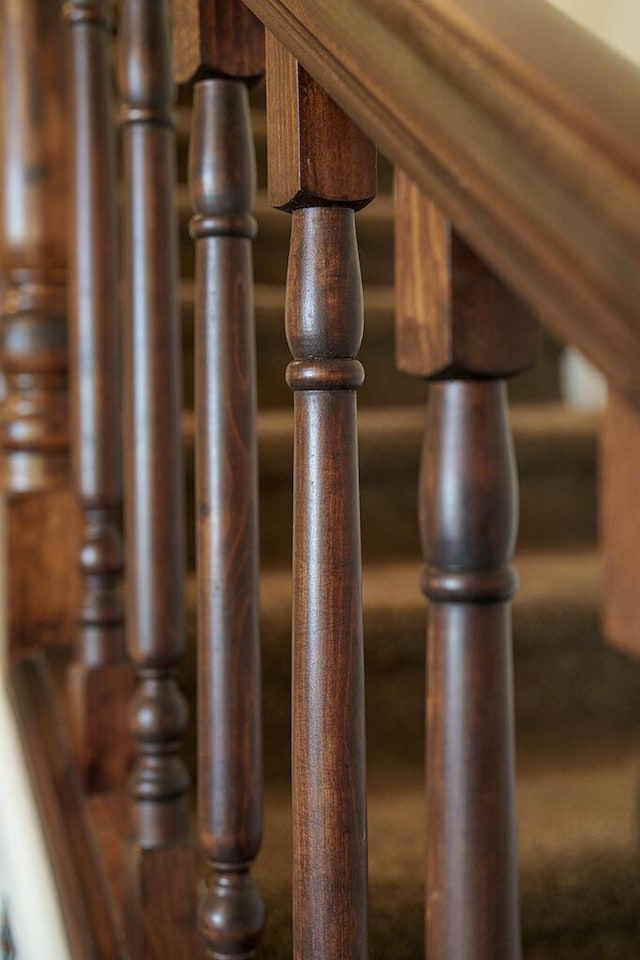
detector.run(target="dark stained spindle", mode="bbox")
[64,0,133,792]
[394,171,539,960]
[118,0,188,850]
[171,1,266,956]
[0,0,81,660]
[0,1,68,495]
[266,34,376,960]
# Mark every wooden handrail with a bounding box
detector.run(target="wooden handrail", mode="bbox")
[242,0,640,403]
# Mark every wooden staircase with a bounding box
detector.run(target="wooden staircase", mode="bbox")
[2,2,640,959]
[174,90,640,958]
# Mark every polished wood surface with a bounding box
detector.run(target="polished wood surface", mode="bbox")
[118,0,189,848]
[267,36,374,958]
[244,0,640,404]
[395,176,538,959]
[182,4,266,952]
[421,380,521,960]
[0,0,68,492]
[266,35,375,211]
[0,0,79,661]
[64,0,133,792]
[171,0,264,85]
[395,170,539,379]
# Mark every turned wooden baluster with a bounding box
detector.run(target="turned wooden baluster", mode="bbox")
[118,0,188,849]
[266,34,376,960]
[0,0,80,657]
[172,2,265,956]
[64,0,133,792]
[0,2,68,496]
[394,172,540,960]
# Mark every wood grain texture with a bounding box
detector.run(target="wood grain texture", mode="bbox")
[7,491,80,656]
[266,33,376,211]
[190,78,265,958]
[0,0,69,492]
[64,0,133,792]
[171,0,264,85]
[265,52,376,952]
[395,171,539,379]
[118,0,189,848]
[126,846,203,960]
[286,207,369,960]
[601,389,640,659]
[244,0,640,404]
[420,380,521,960]
[9,654,126,960]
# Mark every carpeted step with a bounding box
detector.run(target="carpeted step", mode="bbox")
[181,548,640,784]
[251,749,639,959]
[182,403,598,567]
[179,282,564,409]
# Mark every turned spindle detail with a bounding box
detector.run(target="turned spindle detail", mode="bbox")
[395,170,539,960]
[64,0,133,791]
[0,274,67,492]
[118,0,188,847]
[420,379,520,960]
[0,0,83,659]
[266,34,376,960]
[0,0,69,494]
[191,72,265,960]
[172,1,266,953]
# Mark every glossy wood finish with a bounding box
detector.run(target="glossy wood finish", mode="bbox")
[171,0,264,85]
[0,0,68,493]
[183,9,266,949]
[267,36,375,959]
[244,0,640,405]
[64,0,133,792]
[266,36,375,211]
[118,0,188,848]
[394,171,539,380]
[395,176,538,960]
[0,0,79,662]
[289,203,369,960]
[421,381,521,960]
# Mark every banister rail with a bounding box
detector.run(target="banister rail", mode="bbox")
[242,0,640,403]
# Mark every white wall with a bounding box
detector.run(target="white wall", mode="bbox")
[0,499,70,960]
[545,0,640,66]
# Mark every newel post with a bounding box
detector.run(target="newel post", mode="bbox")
[266,34,376,960]
[395,172,539,960]
[171,1,266,956]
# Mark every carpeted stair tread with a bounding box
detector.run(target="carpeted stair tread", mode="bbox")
[181,548,640,780]
[252,750,639,959]
[182,403,598,563]
[178,282,564,407]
